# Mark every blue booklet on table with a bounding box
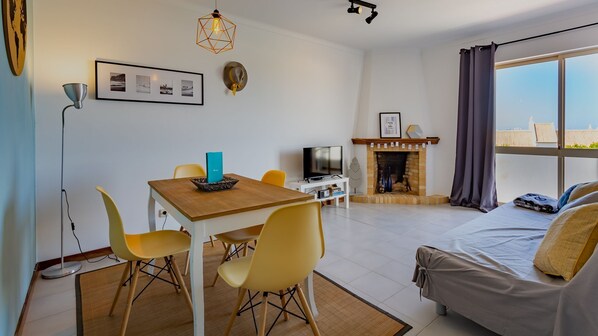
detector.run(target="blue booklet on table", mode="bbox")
[206,152,223,183]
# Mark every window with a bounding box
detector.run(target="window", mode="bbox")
[495,49,598,202]
[565,53,598,149]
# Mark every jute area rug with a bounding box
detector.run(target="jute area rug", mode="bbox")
[76,243,411,335]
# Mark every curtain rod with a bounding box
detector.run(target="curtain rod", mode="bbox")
[497,21,598,47]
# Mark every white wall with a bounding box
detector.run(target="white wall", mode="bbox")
[420,7,598,196]
[354,48,432,138]
[33,0,363,261]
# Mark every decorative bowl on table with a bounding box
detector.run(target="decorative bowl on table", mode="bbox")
[191,176,239,192]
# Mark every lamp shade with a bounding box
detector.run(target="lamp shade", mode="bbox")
[63,83,88,109]
[196,9,236,54]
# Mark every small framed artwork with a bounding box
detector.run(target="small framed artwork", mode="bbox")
[379,112,402,138]
[95,60,204,105]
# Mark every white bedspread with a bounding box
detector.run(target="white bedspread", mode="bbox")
[427,202,563,284]
[414,203,567,336]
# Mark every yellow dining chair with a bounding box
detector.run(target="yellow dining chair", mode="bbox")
[173,163,213,275]
[211,169,286,287]
[173,163,206,180]
[96,186,193,336]
[218,201,324,336]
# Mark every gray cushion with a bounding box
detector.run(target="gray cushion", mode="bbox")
[559,191,598,213]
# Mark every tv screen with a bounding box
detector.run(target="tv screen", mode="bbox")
[303,146,343,180]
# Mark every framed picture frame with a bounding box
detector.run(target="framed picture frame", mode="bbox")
[95,60,204,105]
[379,112,402,138]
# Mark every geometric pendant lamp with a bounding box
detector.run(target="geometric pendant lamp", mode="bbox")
[196,1,236,54]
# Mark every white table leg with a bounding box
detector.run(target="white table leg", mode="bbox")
[147,192,157,274]
[302,272,318,318]
[148,192,156,232]
[344,180,350,209]
[190,223,205,336]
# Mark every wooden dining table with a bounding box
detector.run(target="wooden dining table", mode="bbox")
[147,174,315,335]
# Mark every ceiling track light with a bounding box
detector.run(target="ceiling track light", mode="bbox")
[348,0,378,23]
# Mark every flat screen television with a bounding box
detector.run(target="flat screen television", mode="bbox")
[303,146,343,181]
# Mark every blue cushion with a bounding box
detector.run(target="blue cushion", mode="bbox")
[558,183,584,210]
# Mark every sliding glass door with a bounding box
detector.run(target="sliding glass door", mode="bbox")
[495,49,598,202]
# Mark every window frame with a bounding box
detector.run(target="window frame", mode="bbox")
[495,47,598,195]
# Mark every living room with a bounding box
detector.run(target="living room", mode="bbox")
[2,0,598,335]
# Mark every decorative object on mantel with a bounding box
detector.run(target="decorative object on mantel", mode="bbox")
[41,83,87,280]
[406,124,424,138]
[196,0,236,54]
[223,61,247,95]
[352,137,439,145]
[2,0,27,75]
[95,60,204,105]
[379,112,402,138]
[348,157,362,194]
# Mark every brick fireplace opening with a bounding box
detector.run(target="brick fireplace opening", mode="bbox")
[375,151,419,195]
[367,146,426,196]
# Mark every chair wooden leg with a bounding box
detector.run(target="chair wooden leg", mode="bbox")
[109,261,131,317]
[258,292,269,336]
[296,284,321,336]
[209,235,215,247]
[170,255,193,313]
[119,261,140,336]
[224,288,247,336]
[280,289,289,321]
[242,243,248,257]
[212,243,233,287]
[164,257,180,293]
[183,251,191,276]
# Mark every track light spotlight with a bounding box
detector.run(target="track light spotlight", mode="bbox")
[347,3,362,14]
[348,0,377,23]
[365,9,378,24]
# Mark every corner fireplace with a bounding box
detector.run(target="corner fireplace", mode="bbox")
[351,138,447,204]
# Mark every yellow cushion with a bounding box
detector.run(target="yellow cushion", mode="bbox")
[568,181,598,203]
[534,203,598,281]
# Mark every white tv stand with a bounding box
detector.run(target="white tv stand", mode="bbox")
[288,177,350,209]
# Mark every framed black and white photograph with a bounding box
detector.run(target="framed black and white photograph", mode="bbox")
[136,75,150,94]
[96,60,204,105]
[379,112,402,138]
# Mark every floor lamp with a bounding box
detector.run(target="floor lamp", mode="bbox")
[42,83,88,279]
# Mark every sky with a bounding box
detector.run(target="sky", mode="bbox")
[496,53,598,130]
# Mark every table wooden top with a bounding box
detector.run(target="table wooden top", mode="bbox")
[148,174,313,222]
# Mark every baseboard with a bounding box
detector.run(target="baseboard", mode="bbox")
[36,246,113,272]
[14,269,39,336]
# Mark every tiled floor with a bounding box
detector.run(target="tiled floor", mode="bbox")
[22,202,499,336]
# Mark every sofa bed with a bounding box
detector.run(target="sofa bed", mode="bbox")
[413,199,598,336]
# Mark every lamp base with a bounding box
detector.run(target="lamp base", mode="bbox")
[41,261,82,279]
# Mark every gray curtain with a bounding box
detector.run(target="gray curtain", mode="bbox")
[450,43,498,213]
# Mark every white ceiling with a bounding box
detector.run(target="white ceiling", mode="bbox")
[191,0,598,50]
